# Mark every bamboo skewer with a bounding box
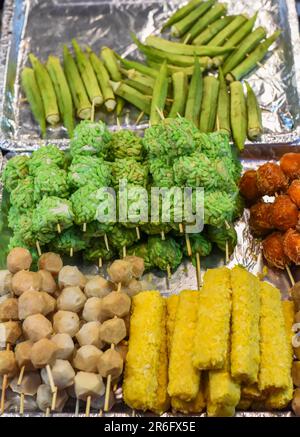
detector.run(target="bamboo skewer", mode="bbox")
[104,234,110,251]
[36,241,42,257]
[83,223,87,232]
[19,392,25,415]
[85,395,91,417]
[45,407,50,417]
[46,364,56,394]
[57,223,61,234]
[17,365,25,386]
[195,252,202,289]
[0,343,10,415]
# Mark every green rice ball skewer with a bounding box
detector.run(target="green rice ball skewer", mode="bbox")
[109,130,143,161]
[10,177,35,212]
[28,145,65,176]
[2,156,29,192]
[67,156,112,190]
[109,225,139,258]
[70,120,112,159]
[148,235,182,278]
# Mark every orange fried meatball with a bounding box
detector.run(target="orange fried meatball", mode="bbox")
[283,229,300,265]
[239,170,260,204]
[249,202,274,236]
[280,153,300,180]
[288,180,300,208]
[262,232,289,270]
[270,195,298,231]
[256,162,288,196]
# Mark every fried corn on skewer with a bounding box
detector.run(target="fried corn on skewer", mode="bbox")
[123,291,166,411]
[258,283,291,394]
[193,267,232,370]
[230,266,261,384]
[168,290,200,401]
[265,300,295,409]
[166,295,205,414]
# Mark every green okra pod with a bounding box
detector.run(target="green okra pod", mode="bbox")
[147,60,196,76]
[72,39,103,106]
[124,78,153,96]
[230,81,247,151]
[145,35,234,57]
[199,75,219,133]
[169,71,188,118]
[223,27,267,74]
[116,55,159,79]
[21,67,46,137]
[245,81,262,141]
[89,50,116,112]
[226,30,281,82]
[187,3,227,43]
[184,58,203,127]
[101,47,122,82]
[150,61,168,125]
[111,82,151,114]
[216,67,230,135]
[171,0,216,37]
[212,12,258,66]
[121,69,156,86]
[46,55,74,137]
[63,45,92,120]
[207,14,248,46]
[192,16,233,45]
[162,0,203,30]
[116,97,125,116]
[29,53,60,125]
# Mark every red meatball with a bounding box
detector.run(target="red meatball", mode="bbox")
[270,195,298,231]
[280,153,300,180]
[288,180,300,208]
[262,232,289,270]
[239,170,260,204]
[283,229,300,265]
[249,202,274,236]
[256,162,288,196]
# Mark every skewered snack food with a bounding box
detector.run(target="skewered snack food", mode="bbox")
[249,201,273,236]
[287,180,300,208]
[238,169,260,204]
[2,156,29,192]
[74,371,105,401]
[38,270,57,294]
[10,177,35,212]
[51,333,75,360]
[70,184,100,226]
[15,341,35,372]
[283,229,300,265]
[262,232,289,270]
[18,290,46,319]
[204,191,236,227]
[7,247,32,273]
[84,276,113,298]
[112,158,148,188]
[270,194,298,231]
[148,236,182,273]
[0,270,13,296]
[57,286,86,313]
[82,297,107,323]
[0,321,22,344]
[53,310,80,337]
[70,120,112,158]
[23,314,53,342]
[256,162,288,196]
[51,359,75,389]
[38,252,63,276]
[33,165,69,202]
[101,292,131,318]
[28,145,65,175]
[109,226,138,252]
[149,158,175,188]
[110,130,143,161]
[97,349,123,379]
[37,384,68,413]
[207,225,237,255]
[58,266,86,290]
[99,317,126,344]
[76,321,103,349]
[0,350,17,377]
[68,156,112,190]
[30,338,57,368]
[280,153,300,180]
[0,298,19,321]
[107,260,133,285]
[12,271,41,296]
[73,345,103,373]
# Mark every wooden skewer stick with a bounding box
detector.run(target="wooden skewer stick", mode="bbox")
[104,234,110,251]
[83,223,87,232]
[98,408,103,417]
[195,252,201,289]
[17,365,25,386]
[166,264,172,280]
[136,226,140,240]
[122,246,127,258]
[179,223,184,233]
[104,343,115,412]
[116,117,121,130]
[51,387,58,411]
[19,392,25,415]
[286,265,295,286]
[46,364,56,394]
[91,100,95,123]
[117,282,122,292]
[132,409,136,417]
[74,398,80,416]
[36,241,42,257]
[0,343,10,415]
[99,257,103,268]
[85,395,91,417]
[57,223,61,234]
[161,230,165,241]
[45,407,50,417]
[225,241,230,264]
[70,247,74,257]
[185,233,192,257]
[135,111,144,126]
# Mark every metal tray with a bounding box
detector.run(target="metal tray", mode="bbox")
[0,0,300,151]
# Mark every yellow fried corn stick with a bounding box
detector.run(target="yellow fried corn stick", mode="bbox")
[193,267,232,370]
[123,290,166,412]
[230,266,261,384]
[166,295,179,356]
[258,283,291,394]
[236,398,252,411]
[265,300,295,409]
[168,290,201,401]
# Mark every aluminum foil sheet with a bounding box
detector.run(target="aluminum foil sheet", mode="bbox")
[0,144,297,416]
[0,0,299,151]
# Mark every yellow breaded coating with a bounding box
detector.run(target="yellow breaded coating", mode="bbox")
[123,291,166,411]
[206,402,235,417]
[242,384,264,400]
[166,295,179,355]
[168,290,201,401]
[236,399,252,410]
[193,267,232,370]
[230,266,261,384]
[258,283,291,394]
[265,300,295,410]
[152,302,170,414]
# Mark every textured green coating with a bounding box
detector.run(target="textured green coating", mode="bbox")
[110,130,143,161]
[21,67,46,137]
[10,177,35,212]
[184,233,212,266]
[207,223,237,253]
[34,165,69,202]
[149,158,175,188]
[127,242,153,271]
[203,191,235,226]
[109,225,138,249]
[84,221,114,238]
[70,120,112,158]
[28,145,65,175]
[2,156,29,192]
[148,236,182,271]
[84,239,115,262]
[68,156,112,189]
[70,184,99,225]
[112,158,148,187]
[51,227,87,254]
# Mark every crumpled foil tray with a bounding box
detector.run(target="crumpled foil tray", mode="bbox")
[0,0,300,151]
[0,143,298,416]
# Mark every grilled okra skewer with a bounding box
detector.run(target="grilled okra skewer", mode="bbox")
[213,12,258,66]
[216,68,230,136]
[184,58,203,127]
[192,16,232,45]
[101,47,122,82]
[207,14,247,46]
[150,61,168,125]
[185,3,227,44]
[72,39,103,106]
[199,75,219,133]
[171,0,216,37]
[111,82,151,114]
[245,81,262,141]
[21,67,46,137]
[223,27,267,74]
[46,55,74,137]
[162,0,203,31]
[88,50,116,112]
[226,30,281,82]
[230,81,247,151]
[63,45,92,120]
[29,54,60,125]
[169,71,188,118]
[117,55,159,79]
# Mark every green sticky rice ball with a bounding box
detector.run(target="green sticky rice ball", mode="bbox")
[14,212,36,247]
[68,156,112,190]
[110,130,143,161]
[50,227,87,254]
[2,155,29,192]
[148,236,182,272]
[149,158,175,188]
[8,205,21,230]
[84,239,115,263]
[203,191,235,227]
[70,120,112,159]
[10,177,35,212]
[207,224,237,254]
[109,225,138,249]
[84,220,114,238]
[112,158,148,188]
[34,165,69,202]
[28,145,65,175]
[70,184,99,225]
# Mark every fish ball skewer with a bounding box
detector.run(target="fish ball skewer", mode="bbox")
[73,345,103,373]
[51,333,75,360]
[38,270,57,294]
[76,321,104,349]
[53,310,80,337]
[12,271,42,296]
[58,266,87,290]
[0,270,13,296]
[7,247,32,273]
[38,253,63,276]
[84,277,114,298]
[57,286,86,312]
[0,298,18,321]
[23,314,53,341]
